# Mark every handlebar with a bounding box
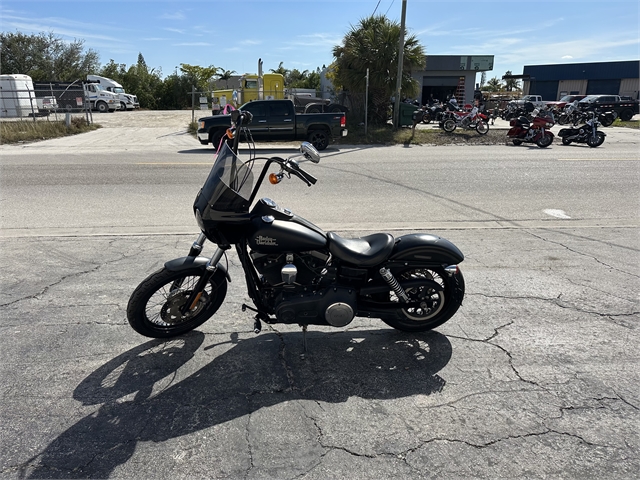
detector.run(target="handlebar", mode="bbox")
[287,160,317,186]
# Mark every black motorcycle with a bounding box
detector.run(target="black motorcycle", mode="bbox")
[127,110,465,340]
[558,111,606,147]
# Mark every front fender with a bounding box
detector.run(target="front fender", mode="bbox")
[390,233,464,265]
[164,256,231,282]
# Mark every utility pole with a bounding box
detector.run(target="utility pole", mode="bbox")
[393,0,407,129]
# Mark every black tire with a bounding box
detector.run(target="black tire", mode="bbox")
[619,109,634,122]
[599,115,614,127]
[120,102,127,111]
[587,132,605,148]
[96,101,109,113]
[127,266,227,338]
[442,119,457,132]
[307,129,329,150]
[210,130,224,151]
[421,113,432,124]
[512,139,523,146]
[329,105,343,113]
[475,120,489,135]
[562,138,572,145]
[536,132,553,148]
[306,106,321,114]
[378,267,465,332]
[557,115,569,126]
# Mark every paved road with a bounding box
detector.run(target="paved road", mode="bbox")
[1,113,639,478]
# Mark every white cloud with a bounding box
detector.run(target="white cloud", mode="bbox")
[159,11,187,21]
[562,55,574,59]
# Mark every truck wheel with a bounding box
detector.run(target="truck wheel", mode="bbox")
[306,106,322,114]
[308,130,329,151]
[619,109,634,122]
[96,101,109,113]
[210,130,225,151]
[120,102,127,111]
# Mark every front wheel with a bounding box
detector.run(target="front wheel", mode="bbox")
[536,132,553,148]
[562,137,572,145]
[96,101,109,113]
[475,120,489,135]
[421,112,432,124]
[127,266,227,338]
[379,267,465,332]
[512,139,523,146]
[442,119,457,132]
[587,132,605,148]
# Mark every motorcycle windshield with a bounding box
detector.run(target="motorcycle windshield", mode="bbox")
[199,142,254,213]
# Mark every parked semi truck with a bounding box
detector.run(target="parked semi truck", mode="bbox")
[87,75,139,110]
[33,80,120,113]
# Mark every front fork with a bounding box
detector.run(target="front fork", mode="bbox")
[179,235,227,315]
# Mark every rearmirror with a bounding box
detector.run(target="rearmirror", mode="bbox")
[300,142,320,163]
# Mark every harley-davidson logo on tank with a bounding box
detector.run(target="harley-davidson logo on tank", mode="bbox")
[255,236,278,246]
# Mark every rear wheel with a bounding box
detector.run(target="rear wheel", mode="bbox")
[599,115,614,127]
[442,119,457,132]
[512,139,523,146]
[308,129,329,150]
[378,267,465,332]
[127,267,227,338]
[421,112,432,124]
[619,109,634,122]
[562,138,572,145]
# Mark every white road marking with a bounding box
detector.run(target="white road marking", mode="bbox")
[544,209,571,219]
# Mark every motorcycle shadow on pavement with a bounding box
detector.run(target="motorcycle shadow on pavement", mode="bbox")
[20,329,451,479]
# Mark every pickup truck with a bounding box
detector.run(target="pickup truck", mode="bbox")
[544,95,587,111]
[578,95,639,121]
[197,99,348,151]
[509,95,546,108]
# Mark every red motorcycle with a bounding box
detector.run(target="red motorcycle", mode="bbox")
[507,107,555,148]
[441,105,489,135]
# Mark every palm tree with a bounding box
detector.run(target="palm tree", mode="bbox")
[332,15,425,124]
[219,69,236,88]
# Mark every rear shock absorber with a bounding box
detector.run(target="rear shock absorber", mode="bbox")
[379,267,410,303]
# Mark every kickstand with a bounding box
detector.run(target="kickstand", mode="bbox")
[301,325,308,358]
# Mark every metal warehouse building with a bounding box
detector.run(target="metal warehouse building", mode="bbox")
[522,60,639,101]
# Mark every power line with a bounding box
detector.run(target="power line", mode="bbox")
[372,0,382,15]
[385,0,396,16]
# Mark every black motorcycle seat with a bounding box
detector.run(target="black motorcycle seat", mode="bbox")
[327,232,395,267]
[517,116,530,127]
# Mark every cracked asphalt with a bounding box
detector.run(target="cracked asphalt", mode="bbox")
[1,111,638,478]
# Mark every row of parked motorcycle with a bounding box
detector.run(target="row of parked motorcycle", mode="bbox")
[412,101,607,148]
[412,101,492,135]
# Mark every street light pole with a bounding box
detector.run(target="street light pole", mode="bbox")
[393,0,407,129]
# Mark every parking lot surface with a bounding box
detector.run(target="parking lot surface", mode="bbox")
[1,111,638,478]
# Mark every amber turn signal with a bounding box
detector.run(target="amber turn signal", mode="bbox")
[225,128,234,139]
[269,173,281,184]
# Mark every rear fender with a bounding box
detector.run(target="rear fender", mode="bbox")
[389,233,464,266]
[164,256,231,282]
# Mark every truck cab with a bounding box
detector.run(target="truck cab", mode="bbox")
[87,75,140,110]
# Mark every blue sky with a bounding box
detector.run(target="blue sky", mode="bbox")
[2,0,638,81]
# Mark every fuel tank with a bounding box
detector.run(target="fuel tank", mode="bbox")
[248,216,327,253]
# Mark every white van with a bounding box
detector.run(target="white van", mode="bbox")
[0,74,38,117]
[87,75,139,110]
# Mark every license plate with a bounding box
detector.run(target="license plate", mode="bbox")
[341,129,348,137]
